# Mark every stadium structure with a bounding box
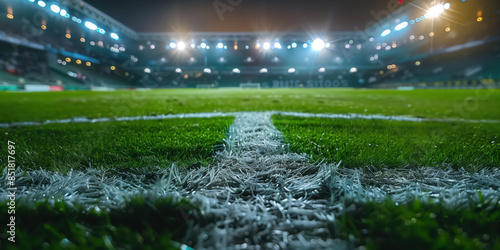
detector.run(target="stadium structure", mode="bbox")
[1,0,500,249]
[0,0,499,90]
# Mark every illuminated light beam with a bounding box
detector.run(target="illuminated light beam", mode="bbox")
[425,4,444,18]
[84,21,97,30]
[380,29,391,37]
[50,4,60,13]
[110,32,119,40]
[394,21,408,31]
[177,42,186,50]
[311,39,325,51]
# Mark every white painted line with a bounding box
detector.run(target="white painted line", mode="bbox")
[1,111,498,128]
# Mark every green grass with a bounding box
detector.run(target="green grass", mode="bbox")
[0,196,194,249]
[0,117,233,172]
[1,88,499,123]
[273,116,500,169]
[338,197,500,250]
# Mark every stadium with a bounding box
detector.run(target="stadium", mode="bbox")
[0,0,499,249]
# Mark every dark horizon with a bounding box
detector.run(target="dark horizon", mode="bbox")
[84,0,395,33]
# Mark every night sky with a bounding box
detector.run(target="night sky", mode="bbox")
[84,0,398,33]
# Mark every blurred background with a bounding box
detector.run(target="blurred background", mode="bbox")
[0,0,499,91]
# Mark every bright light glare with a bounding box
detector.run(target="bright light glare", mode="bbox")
[84,21,97,30]
[169,42,177,49]
[394,21,408,31]
[443,3,450,10]
[50,4,60,13]
[200,42,207,49]
[37,1,46,7]
[291,42,297,48]
[311,39,325,51]
[60,9,67,16]
[263,42,271,50]
[177,42,186,50]
[110,32,119,40]
[425,4,444,18]
[232,68,241,74]
[318,67,326,73]
[259,68,268,73]
[273,42,281,49]
[203,68,212,74]
[216,42,224,49]
[350,67,358,73]
[144,68,151,74]
[381,29,391,37]
[288,68,296,74]
[175,68,182,73]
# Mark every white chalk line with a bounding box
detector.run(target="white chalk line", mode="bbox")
[0,111,498,128]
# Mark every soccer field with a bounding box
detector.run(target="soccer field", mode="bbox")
[1,88,499,249]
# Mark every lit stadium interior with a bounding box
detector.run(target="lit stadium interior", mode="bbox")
[0,0,499,249]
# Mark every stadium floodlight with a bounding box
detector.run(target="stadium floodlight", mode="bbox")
[443,3,450,9]
[169,42,177,49]
[200,42,207,49]
[273,42,282,49]
[84,21,97,30]
[37,1,46,7]
[350,67,358,73]
[259,68,268,74]
[302,43,308,48]
[60,9,67,17]
[203,68,212,74]
[291,42,297,48]
[177,42,186,50]
[216,42,224,49]
[144,68,151,74]
[425,4,444,18]
[325,43,331,48]
[318,67,326,73]
[311,38,325,51]
[381,29,391,37]
[50,4,60,13]
[394,21,408,31]
[175,68,182,73]
[97,28,105,34]
[288,68,296,74]
[232,68,241,74]
[110,32,119,40]
[29,0,35,2]
[263,42,271,50]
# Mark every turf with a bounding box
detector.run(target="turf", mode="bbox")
[0,196,195,249]
[338,197,500,250]
[1,88,499,123]
[0,117,233,172]
[273,116,500,169]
